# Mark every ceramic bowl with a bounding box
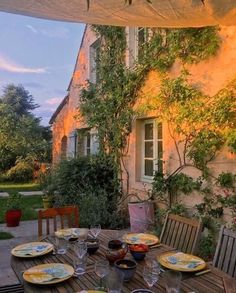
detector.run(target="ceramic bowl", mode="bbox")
[114,259,137,282]
[85,238,99,255]
[130,290,153,293]
[129,244,149,261]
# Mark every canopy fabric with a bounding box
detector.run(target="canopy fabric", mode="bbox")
[0,0,236,27]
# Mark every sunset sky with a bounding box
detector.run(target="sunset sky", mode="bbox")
[0,12,85,125]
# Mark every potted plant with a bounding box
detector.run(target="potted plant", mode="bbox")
[42,184,55,209]
[5,192,22,227]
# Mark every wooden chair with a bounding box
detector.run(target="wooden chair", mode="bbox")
[38,206,79,238]
[213,226,236,277]
[160,213,202,254]
[0,284,24,293]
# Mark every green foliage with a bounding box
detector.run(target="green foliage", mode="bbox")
[152,171,199,206]
[1,84,38,116]
[0,84,51,173]
[169,203,187,216]
[139,27,220,72]
[198,234,215,260]
[53,155,123,228]
[0,231,14,240]
[6,192,22,211]
[217,172,236,188]
[6,157,34,183]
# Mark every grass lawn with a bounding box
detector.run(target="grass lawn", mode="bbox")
[0,182,40,193]
[0,231,14,240]
[0,195,43,223]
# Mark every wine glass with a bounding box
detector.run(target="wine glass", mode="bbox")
[95,260,109,289]
[90,224,101,238]
[143,265,159,288]
[164,270,182,293]
[74,240,87,259]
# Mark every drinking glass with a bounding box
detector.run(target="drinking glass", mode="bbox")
[164,270,182,293]
[73,254,87,276]
[90,224,101,238]
[95,260,109,289]
[106,268,124,293]
[55,236,67,254]
[74,240,87,259]
[143,265,159,288]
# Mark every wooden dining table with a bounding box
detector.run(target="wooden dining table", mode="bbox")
[11,229,233,293]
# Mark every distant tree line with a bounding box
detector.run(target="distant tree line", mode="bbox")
[0,84,51,181]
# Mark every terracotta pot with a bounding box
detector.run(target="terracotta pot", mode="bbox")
[5,209,22,227]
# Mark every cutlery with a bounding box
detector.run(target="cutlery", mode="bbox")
[194,269,211,276]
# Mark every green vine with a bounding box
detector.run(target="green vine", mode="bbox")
[79,25,221,193]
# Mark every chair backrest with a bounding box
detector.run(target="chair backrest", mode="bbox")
[160,213,202,254]
[213,226,236,277]
[38,206,79,238]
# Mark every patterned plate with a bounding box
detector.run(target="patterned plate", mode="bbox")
[123,233,159,246]
[11,242,53,258]
[158,251,206,272]
[23,263,74,284]
[55,228,88,238]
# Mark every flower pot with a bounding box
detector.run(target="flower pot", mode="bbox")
[42,198,52,209]
[5,209,22,227]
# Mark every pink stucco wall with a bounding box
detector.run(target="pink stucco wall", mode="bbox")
[51,25,236,217]
[51,25,97,163]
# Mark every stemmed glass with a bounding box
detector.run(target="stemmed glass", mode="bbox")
[143,265,159,289]
[90,224,101,239]
[95,260,109,289]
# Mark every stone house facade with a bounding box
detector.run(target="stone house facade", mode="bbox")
[50,25,236,217]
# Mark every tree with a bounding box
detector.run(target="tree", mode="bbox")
[0,85,51,172]
[0,84,38,116]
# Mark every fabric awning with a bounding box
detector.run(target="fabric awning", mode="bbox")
[0,0,236,27]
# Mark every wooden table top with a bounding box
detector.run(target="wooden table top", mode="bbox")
[11,229,231,293]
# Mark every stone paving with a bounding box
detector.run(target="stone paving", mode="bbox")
[0,220,38,286]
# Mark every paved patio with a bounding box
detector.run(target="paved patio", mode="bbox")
[0,220,38,286]
[0,191,43,197]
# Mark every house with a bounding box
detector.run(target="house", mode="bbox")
[50,25,236,219]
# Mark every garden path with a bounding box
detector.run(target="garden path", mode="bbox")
[0,220,38,286]
[0,191,43,197]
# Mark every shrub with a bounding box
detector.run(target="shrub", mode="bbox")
[6,192,22,211]
[6,159,34,182]
[53,155,124,228]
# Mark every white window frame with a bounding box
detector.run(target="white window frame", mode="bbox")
[89,39,100,84]
[83,129,99,156]
[141,119,163,182]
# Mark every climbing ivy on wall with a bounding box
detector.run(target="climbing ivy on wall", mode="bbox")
[79,25,224,192]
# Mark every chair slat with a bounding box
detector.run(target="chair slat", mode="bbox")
[38,206,79,238]
[160,213,202,254]
[213,226,236,277]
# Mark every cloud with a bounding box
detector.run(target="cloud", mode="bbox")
[26,24,69,39]
[45,97,62,106]
[26,25,38,34]
[0,55,47,74]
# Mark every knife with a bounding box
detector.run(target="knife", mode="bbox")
[195,269,211,276]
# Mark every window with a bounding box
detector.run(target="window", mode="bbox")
[60,136,67,160]
[141,119,163,181]
[77,128,99,157]
[126,27,150,67]
[89,39,100,84]
[67,130,78,158]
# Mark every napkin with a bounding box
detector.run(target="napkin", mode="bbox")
[15,244,50,256]
[26,265,70,283]
[166,252,204,269]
